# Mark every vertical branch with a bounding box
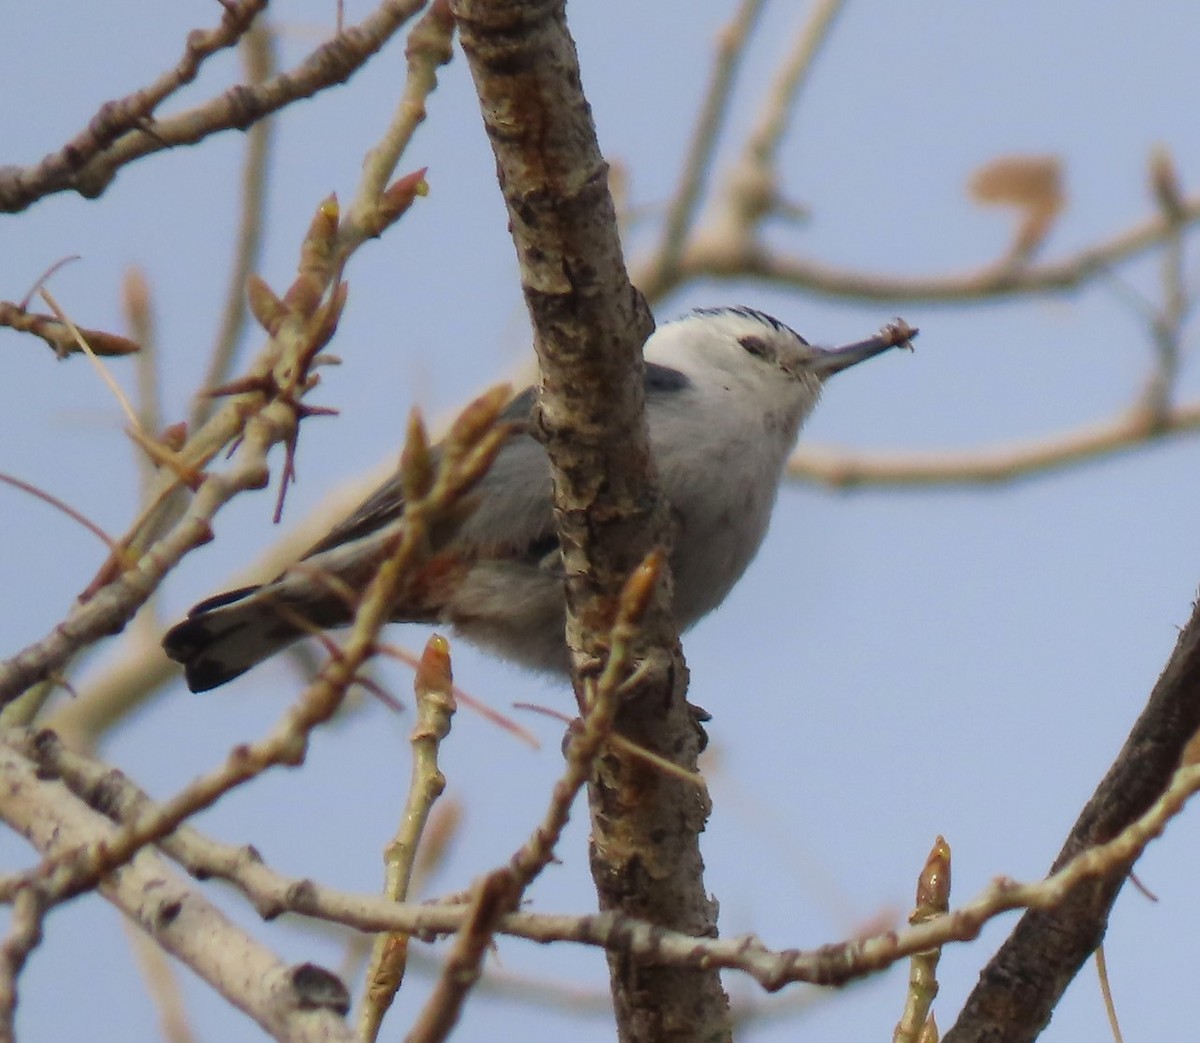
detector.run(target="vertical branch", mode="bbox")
[123,920,198,1043]
[0,889,45,1043]
[451,0,730,1039]
[124,268,162,508]
[643,0,767,290]
[709,0,846,242]
[740,0,847,173]
[406,554,673,1043]
[894,837,951,1043]
[194,20,277,425]
[1141,147,1189,421]
[360,636,456,1041]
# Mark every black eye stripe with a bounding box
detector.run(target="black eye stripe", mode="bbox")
[739,335,770,359]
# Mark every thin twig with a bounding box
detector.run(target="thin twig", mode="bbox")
[894,837,951,1043]
[0,889,45,1043]
[742,0,847,176]
[39,289,141,430]
[0,301,139,358]
[20,732,1200,996]
[8,392,511,914]
[359,636,456,1041]
[124,268,163,512]
[0,200,350,704]
[1094,944,1125,1043]
[711,0,847,245]
[194,20,278,426]
[647,0,767,285]
[342,0,454,253]
[405,554,660,1042]
[0,471,120,552]
[41,4,448,740]
[1140,147,1189,420]
[0,0,428,212]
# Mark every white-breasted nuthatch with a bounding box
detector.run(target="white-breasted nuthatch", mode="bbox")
[164,307,915,691]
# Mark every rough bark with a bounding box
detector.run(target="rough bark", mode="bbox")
[451,1,730,1039]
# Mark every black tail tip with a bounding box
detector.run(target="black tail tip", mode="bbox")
[163,615,250,693]
[162,585,263,693]
[183,660,250,693]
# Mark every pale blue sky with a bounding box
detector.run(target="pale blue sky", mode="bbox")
[3,2,1199,1040]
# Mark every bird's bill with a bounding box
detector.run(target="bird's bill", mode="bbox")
[809,322,919,377]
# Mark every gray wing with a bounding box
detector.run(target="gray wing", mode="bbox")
[301,364,691,564]
[301,386,546,561]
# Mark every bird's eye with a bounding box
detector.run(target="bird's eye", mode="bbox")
[739,336,771,360]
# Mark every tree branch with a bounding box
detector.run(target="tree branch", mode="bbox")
[0,199,352,706]
[944,589,1200,1043]
[451,0,728,1038]
[642,0,768,288]
[786,399,1200,488]
[0,0,428,212]
[22,726,1200,1011]
[0,0,266,213]
[666,197,1200,303]
[194,20,278,429]
[0,743,356,1042]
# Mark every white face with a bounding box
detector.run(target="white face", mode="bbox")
[646,307,822,403]
[646,306,899,392]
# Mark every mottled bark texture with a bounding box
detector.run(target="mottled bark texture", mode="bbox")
[945,592,1200,1043]
[451,1,730,1039]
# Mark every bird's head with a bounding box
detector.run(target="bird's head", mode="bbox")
[645,306,911,418]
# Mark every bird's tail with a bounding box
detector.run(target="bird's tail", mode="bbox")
[163,585,309,692]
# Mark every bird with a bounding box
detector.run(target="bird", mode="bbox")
[163,306,913,691]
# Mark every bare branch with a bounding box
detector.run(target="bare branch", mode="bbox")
[194,21,278,428]
[638,0,847,301]
[0,4,448,711]
[0,0,429,212]
[0,0,267,211]
[740,0,847,182]
[23,728,1200,1002]
[0,889,45,1043]
[14,391,512,913]
[0,199,350,705]
[944,590,1200,1043]
[406,553,661,1042]
[359,635,457,1040]
[42,8,448,748]
[644,0,768,287]
[0,300,139,358]
[0,743,356,1042]
[667,196,1200,303]
[786,399,1200,488]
